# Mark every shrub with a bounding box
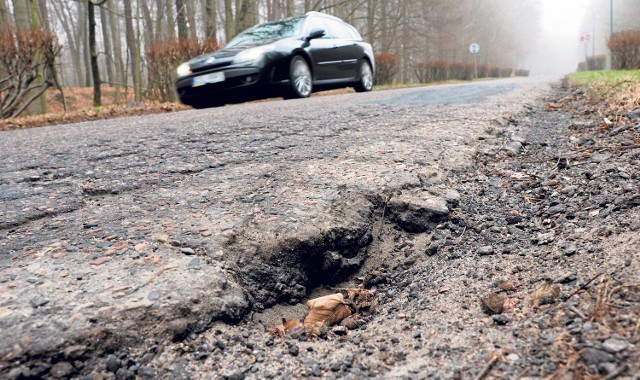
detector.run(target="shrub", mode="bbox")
[0,27,62,119]
[607,30,640,69]
[416,61,515,82]
[499,68,512,78]
[374,52,399,85]
[146,38,220,102]
[586,55,607,70]
[514,69,530,77]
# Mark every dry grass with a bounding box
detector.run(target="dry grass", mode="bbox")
[0,87,189,131]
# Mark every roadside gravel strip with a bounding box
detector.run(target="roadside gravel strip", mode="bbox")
[3,78,633,378]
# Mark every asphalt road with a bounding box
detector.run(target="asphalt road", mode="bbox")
[0,78,552,375]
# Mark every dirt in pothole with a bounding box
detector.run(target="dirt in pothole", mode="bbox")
[48,82,639,380]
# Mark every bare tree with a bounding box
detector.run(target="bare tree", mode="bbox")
[124,0,141,101]
[0,27,62,118]
[88,0,108,106]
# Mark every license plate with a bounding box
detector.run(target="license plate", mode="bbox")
[192,72,225,87]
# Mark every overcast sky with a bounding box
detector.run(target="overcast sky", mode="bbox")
[530,0,596,75]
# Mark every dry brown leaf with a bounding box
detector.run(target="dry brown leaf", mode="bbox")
[304,293,352,335]
[345,285,378,313]
[531,283,561,310]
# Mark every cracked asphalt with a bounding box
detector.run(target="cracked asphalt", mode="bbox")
[0,78,553,375]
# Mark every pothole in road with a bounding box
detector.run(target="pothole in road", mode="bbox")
[221,185,460,329]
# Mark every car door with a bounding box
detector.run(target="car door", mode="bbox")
[323,19,361,79]
[303,18,341,81]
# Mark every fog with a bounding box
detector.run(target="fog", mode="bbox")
[528,0,639,76]
[529,0,593,75]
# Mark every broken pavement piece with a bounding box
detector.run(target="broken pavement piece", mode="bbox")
[387,190,449,232]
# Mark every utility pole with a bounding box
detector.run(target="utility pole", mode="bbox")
[610,0,614,68]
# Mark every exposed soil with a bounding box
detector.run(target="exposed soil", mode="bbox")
[1,80,638,379]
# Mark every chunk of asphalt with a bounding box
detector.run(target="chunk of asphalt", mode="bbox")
[387,190,449,232]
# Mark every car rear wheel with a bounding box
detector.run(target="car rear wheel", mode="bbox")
[288,56,312,98]
[183,98,223,109]
[354,60,373,93]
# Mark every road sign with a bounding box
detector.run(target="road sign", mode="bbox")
[469,43,480,54]
[579,32,592,45]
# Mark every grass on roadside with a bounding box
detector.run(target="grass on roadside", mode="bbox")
[567,70,640,117]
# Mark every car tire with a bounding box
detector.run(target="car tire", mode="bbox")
[287,56,312,98]
[185,98,223,109]
[354,60,373,93]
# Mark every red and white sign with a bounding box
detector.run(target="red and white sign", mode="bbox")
[579,32,592,45]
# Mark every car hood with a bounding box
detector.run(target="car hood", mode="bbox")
[187,39,299,71]
[187,48,241,71]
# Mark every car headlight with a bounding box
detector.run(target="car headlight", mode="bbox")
[176,63,192,77]
[232,45,275,65]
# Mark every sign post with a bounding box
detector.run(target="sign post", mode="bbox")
[469,43,480,79]
[579,32,592,62]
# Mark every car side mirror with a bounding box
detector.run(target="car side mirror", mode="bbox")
[305,28,325,41]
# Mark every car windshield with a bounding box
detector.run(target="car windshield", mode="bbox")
[227,17,305,48]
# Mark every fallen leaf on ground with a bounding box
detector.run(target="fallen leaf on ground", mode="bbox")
[531,283,561,310]
[304,293,352,335]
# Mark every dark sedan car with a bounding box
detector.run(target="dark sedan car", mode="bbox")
[175,12,375,108]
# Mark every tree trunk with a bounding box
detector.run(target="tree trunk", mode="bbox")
[175,0,188,38]
[107,0,124,102]
[224,0,234,41]
[88,1,101,106]
[38,0,49,29]
[12,0,30,29]
[140,0,155,43]
[124,0,141,101]
[50,0,82,86]
[165,0,176,39]
[0,0,10,31]
[204,0,218,41]
[29,0,47,114]
[78,3,92,87]
[99,6,114,85]
[285,0,294,17]
[185,0,197,38]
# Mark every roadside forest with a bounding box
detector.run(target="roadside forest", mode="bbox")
[1,0,540,117]
[0,0,639,119]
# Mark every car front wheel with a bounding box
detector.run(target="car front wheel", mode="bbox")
[354,60,373,93]
[288,56,312,98]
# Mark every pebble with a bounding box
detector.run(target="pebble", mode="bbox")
[602,338,628,353]
[147,290,160,301]
[332,326,348,335]
[288,344,299,356]
[180,247,196,255]
[580,348,615,365]
[49,361,73,378]
[477,246,494,255]
[96,241,112,249]
[105,355,121,372]
[29,297,49,308]
[492,314,510,325]
[189,258,201,269]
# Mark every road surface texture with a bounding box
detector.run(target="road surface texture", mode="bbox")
[1,78,638,379]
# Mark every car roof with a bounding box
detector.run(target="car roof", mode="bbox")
[304,11,346,23]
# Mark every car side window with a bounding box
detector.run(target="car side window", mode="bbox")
[304,17,333,39]
[324,19,353,40]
